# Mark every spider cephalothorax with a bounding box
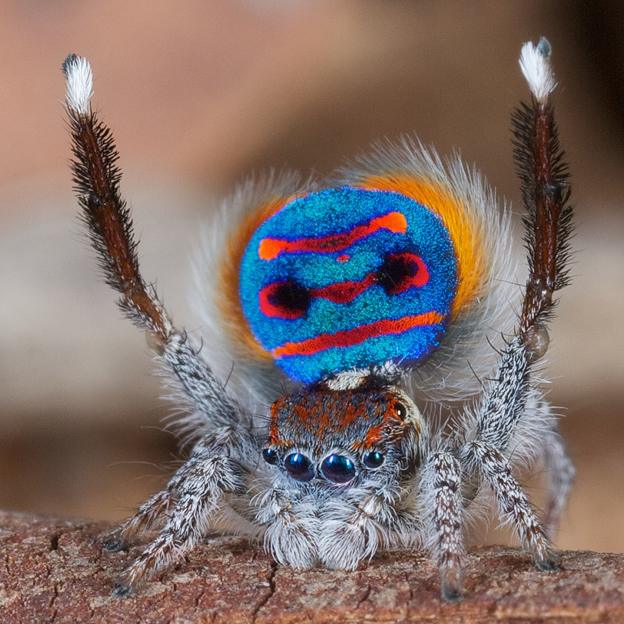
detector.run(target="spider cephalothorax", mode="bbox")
[62,36,576,601]
[263,387,423,487]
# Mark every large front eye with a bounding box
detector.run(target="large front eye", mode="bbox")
[320,454,356,484]
[284,452,315,481]
[259,280,311,319]
[378,252,429,294]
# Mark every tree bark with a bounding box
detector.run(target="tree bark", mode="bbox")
[0,511,622,623]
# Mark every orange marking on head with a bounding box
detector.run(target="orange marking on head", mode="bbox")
[219,196,292,360]
[268,400,282,445]
[318,408,331,435]
[360,176,485,318]
[338,402,360,430]
[385,406,403,423]
[351,397,408,449]
[363,424,384,447]
[292,404,317,432]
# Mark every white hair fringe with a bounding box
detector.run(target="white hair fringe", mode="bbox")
[519,37,556,104]
[62,54,94,115]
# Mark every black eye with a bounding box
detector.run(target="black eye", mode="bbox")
[259,280,311,319]
[363,450,385,469]
[362,451,385,470]
[320,454,356,484]
[378,252,429,294]
[262,448,278,465]
[284,453,315,482]
[395,402,407,419]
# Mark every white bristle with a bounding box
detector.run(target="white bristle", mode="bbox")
[519,37,556,103]
[63,54,93,115]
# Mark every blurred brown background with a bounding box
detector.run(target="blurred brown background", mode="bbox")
[0,1,622,553]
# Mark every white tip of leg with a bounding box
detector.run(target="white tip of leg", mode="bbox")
[62,53,93,115]
[519,37,556,104]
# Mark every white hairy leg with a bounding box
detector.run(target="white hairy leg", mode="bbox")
[421,452,464,602]
[542,426,575,538]
[464,441,554,569]
[114,490,173,546]
[114,429,248,593]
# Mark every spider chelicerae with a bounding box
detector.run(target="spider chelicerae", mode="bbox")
[62,36,574,601]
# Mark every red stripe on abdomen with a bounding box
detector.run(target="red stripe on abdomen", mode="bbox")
[258,212,407,261]
[272,312,444,357]
[310,274,377,304]
[258,252,430,319]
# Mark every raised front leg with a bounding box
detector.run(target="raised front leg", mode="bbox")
[460,37,575,487]
[62,55,252,444]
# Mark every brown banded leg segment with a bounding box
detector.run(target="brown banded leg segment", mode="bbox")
[514,39,574,347]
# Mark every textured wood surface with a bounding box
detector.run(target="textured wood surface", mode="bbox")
[0,511,622,623]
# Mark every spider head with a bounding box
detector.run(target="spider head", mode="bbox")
[263,387,424,487]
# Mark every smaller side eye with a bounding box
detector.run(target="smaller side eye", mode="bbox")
[363,450,385,469]
[395,401,407,420]
[262,448,278,465]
